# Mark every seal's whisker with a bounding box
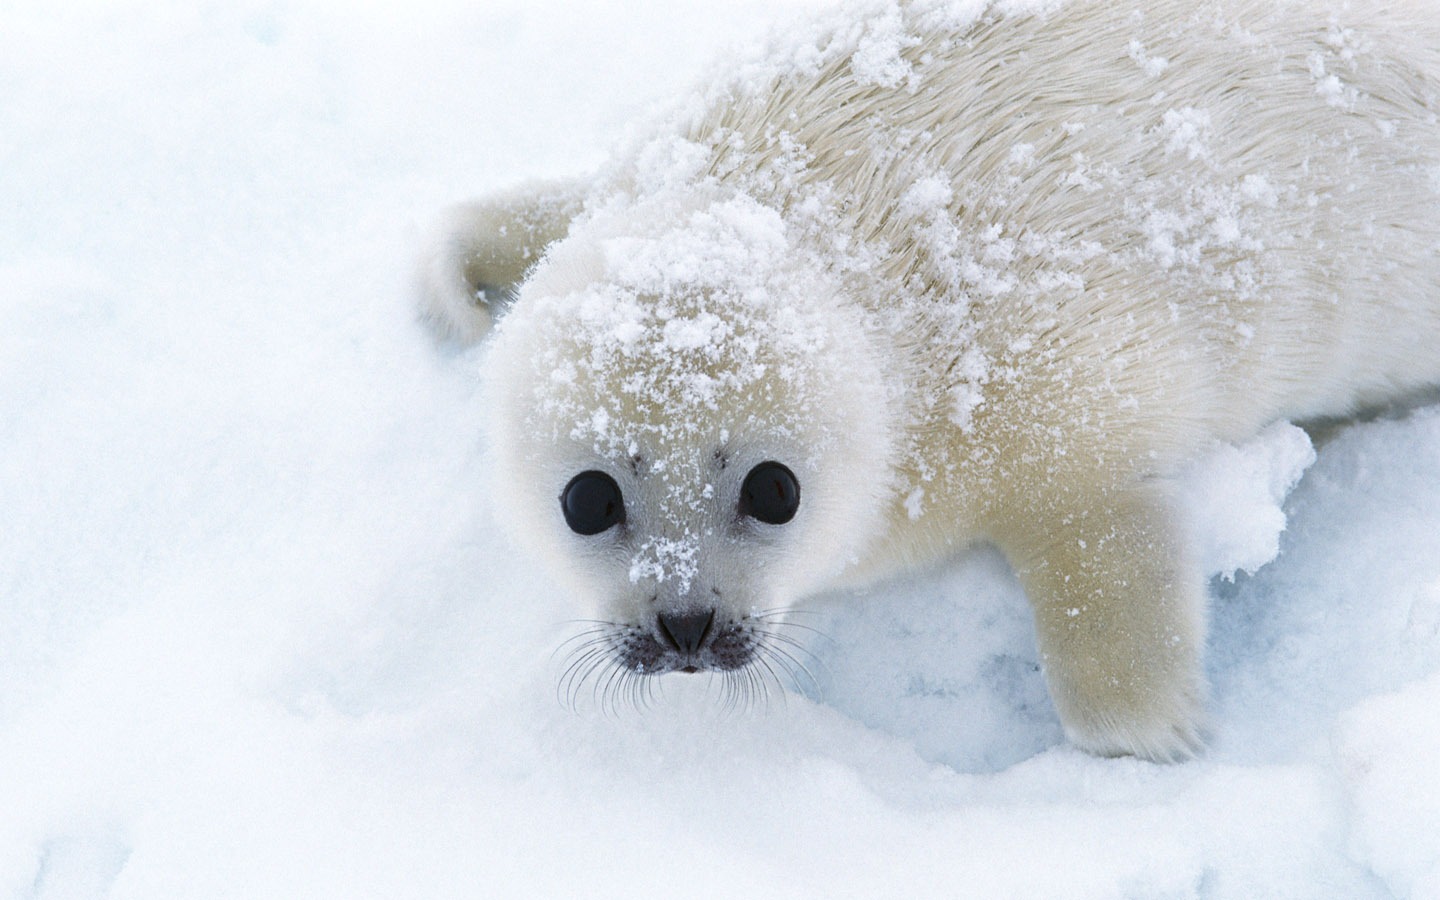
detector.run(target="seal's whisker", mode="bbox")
[595,658,630,718]
[551,612,823,716]
[556,635,609,673]
[760,627,817,653]
[719,669,740,715]
[616,670,636,713]
[744,610,835,650]
[743,666,762,712]
[757,639,823,698]
[558,643,612,709]
[752,641,795,689]
[757,628,829,678]
[750,651,787,710]
[763,619,834,643]
[730,667,750,714]
[558,654,595,709]
[732,669,754,715]
[751,661,776,711]
[574,658,613,711]
[628,670,651,712]
[749,606,821,619]
[554,626,612,655]
[612,666,640,717]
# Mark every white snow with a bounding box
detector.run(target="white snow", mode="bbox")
[1180,422,1318,582]
[3,1,1439,898]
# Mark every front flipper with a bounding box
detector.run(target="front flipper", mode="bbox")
[1003,484,1207,762]
[417,178,584,343]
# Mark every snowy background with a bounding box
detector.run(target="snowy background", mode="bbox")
[4,1,1440,897]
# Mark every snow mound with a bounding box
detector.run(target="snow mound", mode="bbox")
[1336,671,1440,898]
[1180,421,1317,581]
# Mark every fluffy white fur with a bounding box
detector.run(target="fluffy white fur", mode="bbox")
[420,0,1440,761]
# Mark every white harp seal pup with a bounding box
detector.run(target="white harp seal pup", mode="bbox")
[421,0,1440,761]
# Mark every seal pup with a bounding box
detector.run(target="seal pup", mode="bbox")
[421,0,1440,761]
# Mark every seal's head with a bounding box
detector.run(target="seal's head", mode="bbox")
[483,189,896,700]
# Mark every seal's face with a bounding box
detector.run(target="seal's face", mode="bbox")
[494,319,866,700]
[483,192,896,701]
[557,457,801,675]
[554,448,807,679]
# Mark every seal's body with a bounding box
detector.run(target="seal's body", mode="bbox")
[422,0,1440,760]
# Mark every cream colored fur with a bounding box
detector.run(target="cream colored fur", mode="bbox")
[421,0,1440,761]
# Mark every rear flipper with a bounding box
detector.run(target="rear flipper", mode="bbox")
[417,178,585,343]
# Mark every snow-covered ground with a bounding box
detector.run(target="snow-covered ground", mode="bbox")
[3,1,1440,897]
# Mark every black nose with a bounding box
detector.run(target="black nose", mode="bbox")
[657,610,715,655]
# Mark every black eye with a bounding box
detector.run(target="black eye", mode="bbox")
[561,471,625,535]
[739,461,800,525]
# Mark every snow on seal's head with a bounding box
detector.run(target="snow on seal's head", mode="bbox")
[484,181,895,695]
